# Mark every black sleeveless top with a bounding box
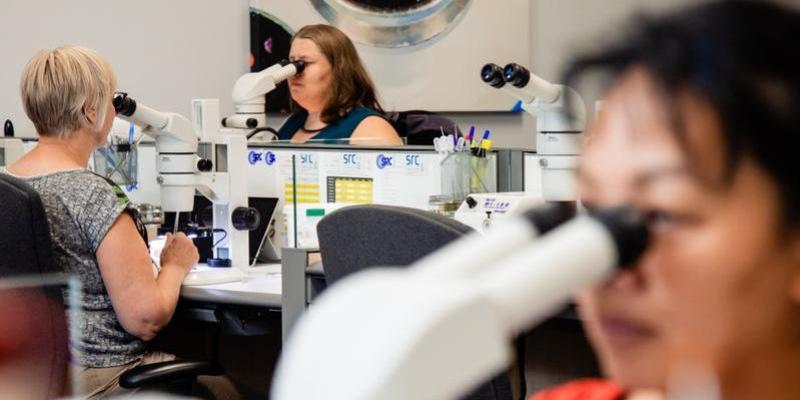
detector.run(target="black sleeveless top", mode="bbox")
[277,106,383,144]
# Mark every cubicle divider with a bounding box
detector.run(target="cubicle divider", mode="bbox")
[248,144,497,251]
[522,151,543,195]
[116,142,539,339]
[124,142,500,258]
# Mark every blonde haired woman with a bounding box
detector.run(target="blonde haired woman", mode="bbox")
[6,45,212,398]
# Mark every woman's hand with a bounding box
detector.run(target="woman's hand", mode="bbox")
[159,232,199,275]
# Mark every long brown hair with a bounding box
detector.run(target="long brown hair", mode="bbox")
[292,24,384,123]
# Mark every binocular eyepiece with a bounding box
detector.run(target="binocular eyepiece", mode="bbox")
[280,59,306,75]
[480,63,506,88]
[502,63,530,88]
[480,62,532,89]
[113,92,137,117]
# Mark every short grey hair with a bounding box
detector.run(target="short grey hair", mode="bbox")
[20,45,116,137]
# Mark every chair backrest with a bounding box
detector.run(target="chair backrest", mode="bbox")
[0,173,68,398]
[317,204,472,285]
[0,173,58,277]
[316,204,513,400]
[384,110,462,145]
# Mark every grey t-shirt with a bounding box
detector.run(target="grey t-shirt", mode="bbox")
[12,169,145,367]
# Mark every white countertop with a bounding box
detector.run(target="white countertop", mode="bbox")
[179,263,282,307]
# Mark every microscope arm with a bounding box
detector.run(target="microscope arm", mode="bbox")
[225,61,304,129]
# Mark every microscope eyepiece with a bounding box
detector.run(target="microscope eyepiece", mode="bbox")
[280,59,306,74]
[480,63,506,88]
[292,60,305,74]
[503,63,531,88]
[113,92,137,117]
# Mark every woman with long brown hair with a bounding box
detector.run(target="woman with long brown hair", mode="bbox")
[277,24,402,145]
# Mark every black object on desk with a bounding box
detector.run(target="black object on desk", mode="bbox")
[162,195,279,264]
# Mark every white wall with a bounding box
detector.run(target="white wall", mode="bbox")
[0,0,249,138]
[443,0,697,149]
[0,0,702,148]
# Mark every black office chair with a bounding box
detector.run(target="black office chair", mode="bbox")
[0,173,221,396]
[317,204,514,400]
[0,173,69,398]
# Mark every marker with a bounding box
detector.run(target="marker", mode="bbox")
[481,130,492,150]
[477,130,491,158]
[467,125,475,146]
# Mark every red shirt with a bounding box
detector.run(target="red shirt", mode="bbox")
[530,379,626,400]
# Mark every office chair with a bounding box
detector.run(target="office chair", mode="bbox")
[0,173,68,398]
[0,173,221,397]
[316,204,514,400]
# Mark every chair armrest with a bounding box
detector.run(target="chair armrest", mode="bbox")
[119,360,222,389]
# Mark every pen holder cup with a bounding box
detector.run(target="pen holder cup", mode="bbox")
[469,156,491,194]
[93,142,138,187]
[439,152,471,204]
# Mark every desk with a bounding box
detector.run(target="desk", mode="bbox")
[180,264,282,308]
[178,264,283,336]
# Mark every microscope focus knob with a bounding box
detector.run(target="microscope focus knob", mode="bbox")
[232,207,261,231]
[4,119,13,137]
[465,196,477,209]
[197,158,213,172]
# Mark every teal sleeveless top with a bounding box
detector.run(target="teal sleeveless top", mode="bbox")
[277,106,382,144]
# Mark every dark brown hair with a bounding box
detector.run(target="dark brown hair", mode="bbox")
[292,24,384,124]
[564,0,800,227]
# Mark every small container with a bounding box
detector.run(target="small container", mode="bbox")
[428,194,461,218]
[469,156,491,193]
[93,139,138,186]
[439,152,471,203]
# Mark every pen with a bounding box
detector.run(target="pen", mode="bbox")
[477,130,491,158]
[467,126,475,146]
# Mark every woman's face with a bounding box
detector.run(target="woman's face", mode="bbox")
[97,95,116,147]
[288,38,333,113]
[85,92,116,148]
[577,68,800,391]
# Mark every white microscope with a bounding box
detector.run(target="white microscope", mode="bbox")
[112,58,306,285]
[221,59,305,137]
[113,93,260,285]
[454,63,586,232]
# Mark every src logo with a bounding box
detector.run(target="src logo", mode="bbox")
[376,154,393,170]
[248,151,263,165]
[405,154,421,167]
[343,153,358,165]
[265,151,276,166]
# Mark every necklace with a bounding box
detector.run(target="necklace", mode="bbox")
[301,125,325,133]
